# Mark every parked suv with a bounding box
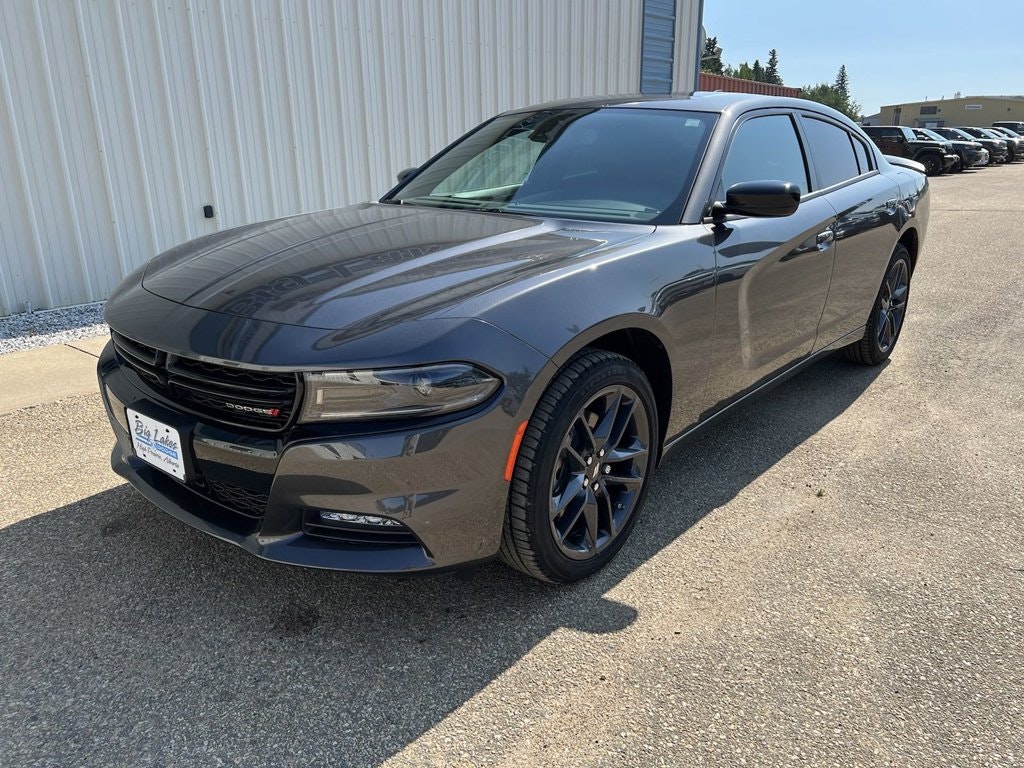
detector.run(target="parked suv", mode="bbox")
[987,126,1024,159]
[992,120,1024,134]
[861,126,957,175]
[912,128,988,170]
[956,127,1016,162]
[933,128,1009,165]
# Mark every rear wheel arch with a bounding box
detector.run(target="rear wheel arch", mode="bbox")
[897,227,919,273]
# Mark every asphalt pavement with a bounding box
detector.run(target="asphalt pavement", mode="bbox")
[1,163,1022,767]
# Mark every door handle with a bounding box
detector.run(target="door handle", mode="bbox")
[816,229,835,248]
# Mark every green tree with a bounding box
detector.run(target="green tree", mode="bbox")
[701,35,723,74]
[752,59,765,82]
[800,81,862,121]
[735,62,753,81]
[765,49,782,85]
[833,65,850,99]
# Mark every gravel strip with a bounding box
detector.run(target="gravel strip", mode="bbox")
[0,302,108,355]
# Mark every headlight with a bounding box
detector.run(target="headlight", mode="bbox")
[298,364,500,422]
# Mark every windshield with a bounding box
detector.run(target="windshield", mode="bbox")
[938,128,974,141]
[916,128,946,142]
[958,127,990,139]
[385,108,718,224]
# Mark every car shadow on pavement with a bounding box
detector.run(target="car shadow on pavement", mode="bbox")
[0,355,884,767]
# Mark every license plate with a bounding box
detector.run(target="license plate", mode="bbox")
[126,408,186,481]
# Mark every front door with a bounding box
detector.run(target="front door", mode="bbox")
[704,113,836,413]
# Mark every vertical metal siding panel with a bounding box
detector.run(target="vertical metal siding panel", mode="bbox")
[2,1,71,307]
[303,2,329,208]
[309,2,340,208]
[330,2,370,205]
[31,0,93,301]
[70,0,130,292]
[357,0,391,194]
[673,0,701,92]
[79,2,157,279]
[378,2,406,179]
[182,2,226,231]
[0,6,47,314]
[120,0,184,253]
[640,0,677,94]
[189,0,244,231]
[278,0,311,212]
[243,1,281,219]
[254,2,302,216]
[147,2,211,242]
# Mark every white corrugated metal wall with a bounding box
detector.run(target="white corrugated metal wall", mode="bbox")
[0,0,699,316]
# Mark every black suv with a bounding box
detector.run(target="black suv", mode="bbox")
[933,128,1009,165]
[992,120,1024,134]
[987,126,1024,159]
[955,127,1015,162]
[912,128,987,170]
[861,126,957,175]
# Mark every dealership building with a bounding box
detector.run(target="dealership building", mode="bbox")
[0,0,703,317]
[879,95,1024,129]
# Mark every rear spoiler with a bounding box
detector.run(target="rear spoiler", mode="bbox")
[884,155,926,174]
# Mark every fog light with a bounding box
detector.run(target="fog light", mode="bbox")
[319,511,403,527]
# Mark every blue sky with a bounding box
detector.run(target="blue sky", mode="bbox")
[702,0,1022,115]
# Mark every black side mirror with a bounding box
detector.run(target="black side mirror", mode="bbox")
[713,181,800,220]
[396,167,418,184]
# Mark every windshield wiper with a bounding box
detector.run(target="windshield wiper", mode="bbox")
[392,195,513,214]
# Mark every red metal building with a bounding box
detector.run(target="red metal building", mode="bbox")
[698,73,802,98]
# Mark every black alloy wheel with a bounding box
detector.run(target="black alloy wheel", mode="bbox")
[500,349,657,582]
[920,153,942,176]
[844,244,912,366]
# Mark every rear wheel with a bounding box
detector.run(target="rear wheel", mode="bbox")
[499,350,657,583]
[843,244,912,366]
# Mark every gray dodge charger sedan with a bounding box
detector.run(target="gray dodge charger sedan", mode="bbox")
[99,93,929,582]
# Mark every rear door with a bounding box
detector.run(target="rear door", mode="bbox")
[798,114,902,345]
[704,112,837,411]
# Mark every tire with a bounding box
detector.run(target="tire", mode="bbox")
[499,349,658,583]
[919,153,942,176]
[843,244,912,366]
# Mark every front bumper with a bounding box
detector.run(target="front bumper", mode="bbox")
[942,153,959,171]
[967,148,990,167]
[98,327,549,573]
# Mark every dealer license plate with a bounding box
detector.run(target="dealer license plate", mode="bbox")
[126,408,186,481]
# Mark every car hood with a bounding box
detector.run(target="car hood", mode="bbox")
[142,203,653,331]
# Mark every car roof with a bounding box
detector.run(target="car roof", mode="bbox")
[499,91,851,123]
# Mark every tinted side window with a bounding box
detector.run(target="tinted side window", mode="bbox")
[851,136,872,174]
[719,114,808,197]
[801,117,861,189]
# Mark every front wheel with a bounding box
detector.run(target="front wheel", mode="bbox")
[499,350,658,583]
[843,244,912,366]
[919,153,942,176]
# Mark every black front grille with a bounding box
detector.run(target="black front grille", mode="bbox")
[302,512,422,548]
[111,332,299,432]
[206,478,269,518]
